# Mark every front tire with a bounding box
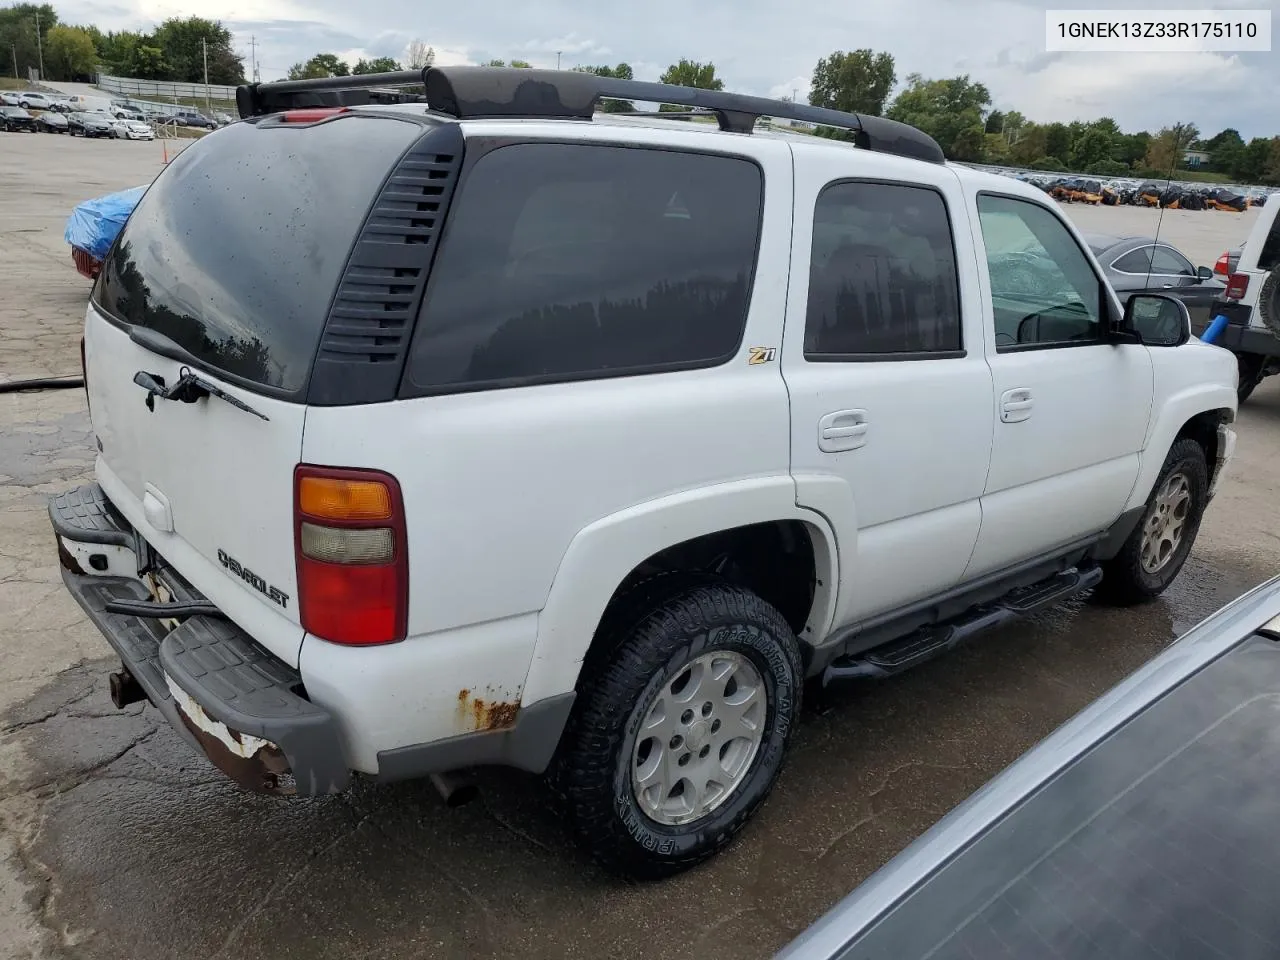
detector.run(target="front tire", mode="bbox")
[1096,438,1209,605]
[554,582,803,879]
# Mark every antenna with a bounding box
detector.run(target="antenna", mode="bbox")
[1143,123,1189,294]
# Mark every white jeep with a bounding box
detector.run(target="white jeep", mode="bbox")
[1205,192,1280,402]
[50,67,1238,879]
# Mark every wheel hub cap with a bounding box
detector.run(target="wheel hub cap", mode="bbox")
[630,650,766,826]
[1140,471,1191,574]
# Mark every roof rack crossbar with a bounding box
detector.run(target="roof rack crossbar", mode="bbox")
[236,66,946,165]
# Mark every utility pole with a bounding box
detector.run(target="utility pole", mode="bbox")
[33,10,44,81]
[556,51,561,69]
[202,37,210,112]
[11,43,17,80]
[250,35,259,83]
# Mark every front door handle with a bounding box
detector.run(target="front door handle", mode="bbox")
[818,409,869,452]
[1000,388,1034,423]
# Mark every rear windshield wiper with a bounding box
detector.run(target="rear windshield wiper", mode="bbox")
[128,326,269,421]
[133,367,270,421]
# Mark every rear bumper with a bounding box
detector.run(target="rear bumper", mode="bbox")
[50,483,349,796]
[1195,304,1278,356]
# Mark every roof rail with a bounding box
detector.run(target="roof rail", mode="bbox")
[236,66,946,165]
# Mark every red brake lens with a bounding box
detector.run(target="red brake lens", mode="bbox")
[294,465,407,645]
[1225,273,1250,301]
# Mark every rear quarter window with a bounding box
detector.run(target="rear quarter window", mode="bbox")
[403,142,763,394]
[92,116,423,395]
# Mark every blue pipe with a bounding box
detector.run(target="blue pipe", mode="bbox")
[1201,313,1229,344]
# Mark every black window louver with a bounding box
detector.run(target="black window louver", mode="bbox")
[308,122,464,405]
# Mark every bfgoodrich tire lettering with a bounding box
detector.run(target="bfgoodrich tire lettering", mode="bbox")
[555,583,803,879]
[1096,437,1208,605]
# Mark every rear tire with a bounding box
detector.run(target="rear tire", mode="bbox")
[1096,438,1208,606]
[553,582,803,880]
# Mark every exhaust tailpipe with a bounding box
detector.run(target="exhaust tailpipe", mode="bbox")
[430,771,479,808]
[109,668,146,709]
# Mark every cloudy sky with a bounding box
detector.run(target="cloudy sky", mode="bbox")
[57,0,1276,139]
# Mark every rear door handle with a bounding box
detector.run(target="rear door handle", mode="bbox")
[1000,388,1034,423]
[818,409,869,452]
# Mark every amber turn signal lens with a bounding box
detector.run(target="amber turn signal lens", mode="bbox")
[298,476,393,521]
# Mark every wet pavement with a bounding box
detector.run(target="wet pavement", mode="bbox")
[2,132,1279,960]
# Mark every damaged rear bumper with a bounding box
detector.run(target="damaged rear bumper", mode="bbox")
[50,484,350,797]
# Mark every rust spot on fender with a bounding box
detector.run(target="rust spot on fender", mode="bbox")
[456,686,520,732]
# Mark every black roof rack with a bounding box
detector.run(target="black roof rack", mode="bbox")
[236,66,946,165]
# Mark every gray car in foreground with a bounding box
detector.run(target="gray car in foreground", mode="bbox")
[783,574,1280,960]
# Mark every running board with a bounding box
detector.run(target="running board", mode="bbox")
[822,565,1104,685]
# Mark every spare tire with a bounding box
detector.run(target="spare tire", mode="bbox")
[1261,268,1280,338]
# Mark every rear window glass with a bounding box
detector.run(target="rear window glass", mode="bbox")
[92,116,421,393]
[404,142,762,393]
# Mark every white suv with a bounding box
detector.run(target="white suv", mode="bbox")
[50,67,1239,879]
[1209,193,1280,401]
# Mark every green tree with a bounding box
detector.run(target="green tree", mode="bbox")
[574,63,636,111]
[985,109,1004,134]
[510,59,532,68]
[288,52,349,80]
[485,58,506,67]
[126,44,169,80]
[153,17,243,84]
[808,49,896,116]
[92,30,145,75]
[1116,131,1150,168]
[0,3,58,79]
[45,24,96,80]
[1144,122,1199,173]
[1204,128,1245,173]
[885,73,991,161]
[1043,123,1071,165]
[405,40,433,69]
[1069,128,1115,171]
[983,131,1009,162]
[659,59,723,113]
[1008,123,1048,165]
[352,56,401,74]
[1001,109,1026,144]
[1234,137,1273,182]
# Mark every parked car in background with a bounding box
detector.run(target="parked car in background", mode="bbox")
[110,117,155,140]
[1084,234,1225,327]
[36,110,69,134]
[67,112,116,138]
[109,99,147,119]
[17,91,52,110]
[0,91,20,106]
[781,577,1280,960]
[212,111,234,126]
[50,98,76,113]
[173,109,217,129]
[0,105,37,132]
[1208,192,1280,402]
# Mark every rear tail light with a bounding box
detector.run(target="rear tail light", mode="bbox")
[1225,273,1250,301]
[294,466,407,645]
[1214,252,1230,276]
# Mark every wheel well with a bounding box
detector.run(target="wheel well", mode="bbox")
[1175,408,1231,468]
[590,520,819,657]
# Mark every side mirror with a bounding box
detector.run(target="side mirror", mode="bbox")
[1121,293,1191,347]
[1196,265,1214,281]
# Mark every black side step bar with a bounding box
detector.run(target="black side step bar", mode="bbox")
[104,598,228,621]
[823,565,1104,685]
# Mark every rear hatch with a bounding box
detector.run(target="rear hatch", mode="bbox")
[84,112,424,665]
[1231,192,1280,322]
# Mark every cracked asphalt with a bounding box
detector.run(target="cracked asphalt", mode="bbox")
[2,131,1280,960]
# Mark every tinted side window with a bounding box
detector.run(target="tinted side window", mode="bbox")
[978,195,1105,350]
[805,182,961,358]
[1259,209,1280,272]
[404,143,762,392]
[1112,248,1152,274]
[93,116,421,393]
[1150,246,1193,276]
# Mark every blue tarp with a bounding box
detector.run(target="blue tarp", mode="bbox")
[64,185,147,261]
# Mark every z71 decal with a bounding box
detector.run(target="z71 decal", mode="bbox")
[748,346,777,365]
